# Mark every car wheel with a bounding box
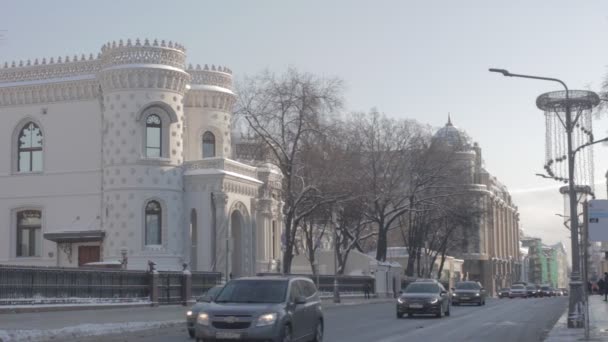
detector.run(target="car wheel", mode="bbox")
[188,329,195,339]
[281,325,292,342]
[436,307,443,318]
[397,312,404,319]
[312,320,323,342]
[477,301,482,306]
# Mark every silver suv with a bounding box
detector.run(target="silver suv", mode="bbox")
[195,276,323,342]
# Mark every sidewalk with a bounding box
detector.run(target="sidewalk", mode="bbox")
[546,295,608,341]
[0,297,392,342]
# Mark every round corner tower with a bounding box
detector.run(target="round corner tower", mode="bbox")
[97,38,191,270]
[183,64,235,161]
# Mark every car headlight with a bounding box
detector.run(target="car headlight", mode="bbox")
[452,293,458,297]
[197,312,210,326]
[256,313,278,327]
[475,293,480,297]
[397,297,405,304]
[429,298,439,304]
[186,310,193,317]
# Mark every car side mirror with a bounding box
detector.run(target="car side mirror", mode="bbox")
[294,296,307,305]
[440,290,447,296]
[480,288,485,291]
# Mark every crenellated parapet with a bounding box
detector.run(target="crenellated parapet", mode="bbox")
[97,38,190,94]
[0,54,101,85]
[100,39,187,70]
[184,64,234,111]
[186,64,233,89]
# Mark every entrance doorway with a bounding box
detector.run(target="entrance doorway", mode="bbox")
[231,211,244,277]
[190,209,198,271]
[78,246,100,266]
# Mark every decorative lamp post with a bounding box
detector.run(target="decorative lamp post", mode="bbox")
[489,68,600,328]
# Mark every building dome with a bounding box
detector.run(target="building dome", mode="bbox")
[433,115,471,150]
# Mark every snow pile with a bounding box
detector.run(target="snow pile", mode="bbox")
[0,297,149,306]
[0,320,181,342]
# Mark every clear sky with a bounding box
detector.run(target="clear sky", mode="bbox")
[3,0,608,255]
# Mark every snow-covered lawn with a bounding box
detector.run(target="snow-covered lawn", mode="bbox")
[0,320,181,342]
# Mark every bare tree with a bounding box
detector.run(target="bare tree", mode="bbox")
[344,110,432,262]
[236,68,343,273]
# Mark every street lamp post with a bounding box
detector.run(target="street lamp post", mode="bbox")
[489,68,599,328]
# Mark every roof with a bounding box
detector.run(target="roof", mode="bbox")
[432,115,472,151]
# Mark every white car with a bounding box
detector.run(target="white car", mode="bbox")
[509,284,527,298]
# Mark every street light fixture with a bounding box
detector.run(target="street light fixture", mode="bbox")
[489,68,599,328]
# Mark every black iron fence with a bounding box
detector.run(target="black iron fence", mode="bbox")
[257,273,375,294]
[191,271,223,298]
[0,265,222,305]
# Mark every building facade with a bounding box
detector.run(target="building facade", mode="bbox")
[432,118,521,296]
[0,38,283,274]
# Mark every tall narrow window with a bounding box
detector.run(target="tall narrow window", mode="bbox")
[146,114,162,157]
[271,221,277,259]
[202,131,216,158]
[145,201,162,245]
[16,210,42,257]
[18,122,43,172]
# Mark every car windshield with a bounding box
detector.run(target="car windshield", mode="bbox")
[541,286,550,290]
[215,280,288,303]
[404,283,439,293]
[205,285,223,299]
[526,286,535,290]
[455,282,480,290]
[511,285,524,290]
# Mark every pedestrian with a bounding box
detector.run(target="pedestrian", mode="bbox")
[604,273,608,301]
[363,283,371,299]
[598,278,605,298]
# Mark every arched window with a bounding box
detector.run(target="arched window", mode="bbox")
[18,122,43,172]
[202,132,216,158]
[146,114,162,158]
[145,201,162,245]
[16,210,42,257]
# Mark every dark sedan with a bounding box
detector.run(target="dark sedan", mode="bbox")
[539,286,555,297]
[498,288,510,298]
[526,285,538,298]
[396,280,451,318]
[451,281,486,306]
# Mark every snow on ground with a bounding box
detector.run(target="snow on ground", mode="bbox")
[0,320,181,342]
[0,297,150,306]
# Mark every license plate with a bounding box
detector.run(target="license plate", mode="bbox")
[409,304,423,309]
[462,297,470,300]
[216,332,241,339]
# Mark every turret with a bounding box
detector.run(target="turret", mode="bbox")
[97,38,190,270]
[183,64,235,160]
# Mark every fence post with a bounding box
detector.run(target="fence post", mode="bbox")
[182,269,192,306]
[148,261,159,307]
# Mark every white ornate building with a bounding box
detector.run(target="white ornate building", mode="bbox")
[0,38,283,274]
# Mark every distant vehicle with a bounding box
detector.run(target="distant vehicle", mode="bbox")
[509,284,527,298]
[194,276,323,342]
[560,288,569,296]
[186,285,224,338]
[525,285,538,298]
[397,279,451,318]
[539,286,554,297]
[497,288,510,299]
[451,281,486,306]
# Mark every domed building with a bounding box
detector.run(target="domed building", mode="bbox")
[431,117,522,295]
[0,39,283,275]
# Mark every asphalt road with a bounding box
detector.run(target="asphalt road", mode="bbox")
[70,296,567,342]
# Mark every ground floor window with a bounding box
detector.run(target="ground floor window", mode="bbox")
[16,210,42,257]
